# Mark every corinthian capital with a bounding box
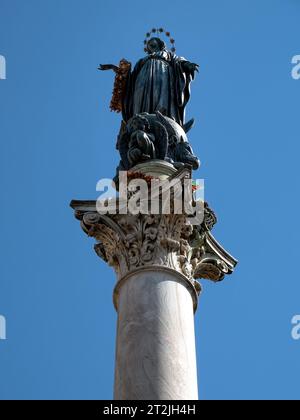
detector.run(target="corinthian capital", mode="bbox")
[71,199,237,293]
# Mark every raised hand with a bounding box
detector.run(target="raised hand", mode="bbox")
[184,62,199,74]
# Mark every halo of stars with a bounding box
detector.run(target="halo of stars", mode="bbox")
[144,28,176,53]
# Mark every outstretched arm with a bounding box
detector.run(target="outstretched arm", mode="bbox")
[98,64,119,73]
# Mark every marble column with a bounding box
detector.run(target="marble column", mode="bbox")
[71,163,237,400]
[113,267,199,400]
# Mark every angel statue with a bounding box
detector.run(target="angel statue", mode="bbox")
[99,28,199,128]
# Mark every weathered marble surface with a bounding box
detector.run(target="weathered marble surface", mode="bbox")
[114,268,198,400]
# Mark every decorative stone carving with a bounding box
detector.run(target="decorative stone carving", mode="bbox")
[72,199,237,292]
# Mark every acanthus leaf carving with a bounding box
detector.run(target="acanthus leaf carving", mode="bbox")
[71,200,237,289]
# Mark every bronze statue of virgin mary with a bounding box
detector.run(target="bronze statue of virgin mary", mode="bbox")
[99,30,199,128]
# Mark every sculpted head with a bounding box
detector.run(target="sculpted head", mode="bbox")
[128,115,150,133]
[146,37,166,54]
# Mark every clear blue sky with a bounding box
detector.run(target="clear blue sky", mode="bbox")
[0,0,299,400]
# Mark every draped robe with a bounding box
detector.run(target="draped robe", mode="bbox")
[122,50,194,127]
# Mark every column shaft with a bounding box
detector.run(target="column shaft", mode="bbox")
[113,268,199,400]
